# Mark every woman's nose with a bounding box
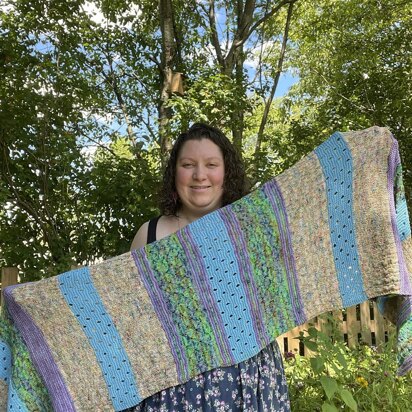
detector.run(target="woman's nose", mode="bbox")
[193,166,206,180]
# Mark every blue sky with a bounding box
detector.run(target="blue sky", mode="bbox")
[275,72,299,97]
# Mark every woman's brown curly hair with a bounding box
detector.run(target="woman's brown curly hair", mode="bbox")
[159,123,249,216]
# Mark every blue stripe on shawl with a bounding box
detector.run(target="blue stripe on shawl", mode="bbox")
[7,378,29,412]
[315,132,368,307]
[262,180,306,325]
[396,198,411,241]
[132,248,190,382]
[0,339,11,381]
[218,206,271,348]
[189,212,260,361]
[0,340,27,412]
[177,228,235,366]
[58,267,141,410]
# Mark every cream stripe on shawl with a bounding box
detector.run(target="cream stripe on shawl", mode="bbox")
[89,253,179,399]
[342,127,401,296]
[12,277,112,411]
[276,151,341,320]
[0,380,7,411]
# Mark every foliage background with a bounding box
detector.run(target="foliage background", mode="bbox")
[286,319,412,412]
[0,0,411,280]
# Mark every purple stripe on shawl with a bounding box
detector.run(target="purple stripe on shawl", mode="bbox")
[178,228,235,365]
[263,180,306,325]
[397,297,412,326]
[218,208,271,348]
[3,285,76,412]
[131,249,189,382]
[398,355,412,376]
[388,138,412,295]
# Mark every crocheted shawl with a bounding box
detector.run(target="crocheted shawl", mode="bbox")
[1,127,411,412]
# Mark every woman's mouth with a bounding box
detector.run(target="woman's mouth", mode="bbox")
[190,186,210,190]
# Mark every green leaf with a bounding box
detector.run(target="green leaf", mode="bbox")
[336,351,347,368]
[330,362,342,375]
[320,376,338,400]
[303,340,318,352]
[322,402,339,412]
[308,326,318,337]
[310,357,325,373]
[339,388,358,411]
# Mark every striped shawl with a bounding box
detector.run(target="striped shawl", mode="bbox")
[1,126,411,411]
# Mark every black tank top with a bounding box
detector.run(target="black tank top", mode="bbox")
[147,216,161,244]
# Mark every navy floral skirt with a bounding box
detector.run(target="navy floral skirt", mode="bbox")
[124,341,290,412]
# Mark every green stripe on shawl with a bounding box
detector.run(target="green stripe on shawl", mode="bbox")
[231,189,294,336]
[0,311,52,411]
[145,233,224,377]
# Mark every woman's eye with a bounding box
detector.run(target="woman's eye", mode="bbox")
[208,164,217,167]
[182,163,193,168]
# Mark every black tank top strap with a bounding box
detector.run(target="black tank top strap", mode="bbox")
[147,216,161,244]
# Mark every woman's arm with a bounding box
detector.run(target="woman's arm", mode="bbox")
[130,221,149,250]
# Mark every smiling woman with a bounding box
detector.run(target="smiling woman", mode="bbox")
[175,138,225,220]
[131,123,248,248]
[128,123,291,411]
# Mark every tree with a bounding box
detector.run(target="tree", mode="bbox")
[2,0,410,280]
[282,0,412,197]
[0,1,159,279]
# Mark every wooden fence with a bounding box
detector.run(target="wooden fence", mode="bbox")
[1,267,394,355]
[275,301,394,356]
[0,267,18,307]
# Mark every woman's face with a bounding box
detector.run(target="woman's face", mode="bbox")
[175,138,225,217]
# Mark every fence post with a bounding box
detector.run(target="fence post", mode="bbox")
[1,267,19,306]
[345,305,361,347]
[360,301,372,345]
[373,301,388,347]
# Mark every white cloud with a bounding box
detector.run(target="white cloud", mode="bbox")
[80,144,99,158]
[244,40,277,69]
[81,109,116,125]
[81,1,142,30]
[0,2,14,13]
[82,1,105,25]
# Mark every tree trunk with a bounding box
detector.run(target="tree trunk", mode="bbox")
[158,0,176,164]
[207,0,297,154]
[231,45,246,153]
[254,2,294,159]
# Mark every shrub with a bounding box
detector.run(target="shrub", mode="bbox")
[284,315,412,411]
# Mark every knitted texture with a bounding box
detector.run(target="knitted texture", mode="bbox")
[1,127,411,412]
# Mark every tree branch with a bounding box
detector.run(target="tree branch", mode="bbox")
[208,0,225,66]
[141,113,158,143]
[237,0,256,40]
[171,0,184,69]
[0,139,56,248]
[39,124,59,238]
[246,0,297,42]
[248,0,271,89]
[223,0,255,75]
[82,135,119,158]
[158,0,176,160]
[254,1,294,167]
[314,69,375,114]
[101,49,141,157]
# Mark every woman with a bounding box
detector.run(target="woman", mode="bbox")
[129,123,290,411]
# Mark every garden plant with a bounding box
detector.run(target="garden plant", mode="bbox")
[285,315,412,412]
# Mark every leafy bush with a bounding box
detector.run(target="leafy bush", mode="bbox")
[284,315,412,411]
